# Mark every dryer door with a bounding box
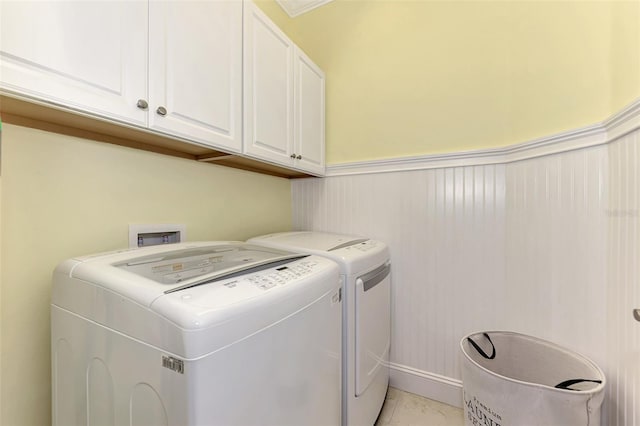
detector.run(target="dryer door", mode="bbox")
[354,262,391,396]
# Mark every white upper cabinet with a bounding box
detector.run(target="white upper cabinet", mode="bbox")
[0,0,242,153]
[148,1,242,152]
[294,48,325,175]
[243,1,325,175]
[0,0,323,175]
[243,1,294,165]
[0,1,148,126]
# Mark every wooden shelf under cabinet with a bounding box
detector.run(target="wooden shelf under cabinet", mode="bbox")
[0,94,312,179]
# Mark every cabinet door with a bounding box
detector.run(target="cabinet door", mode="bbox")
[243,1,294,165]
[149,0,242,152]
[294,48,325,175]
[0,1,147,126]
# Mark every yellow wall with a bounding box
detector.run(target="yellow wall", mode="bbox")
[258,0,640,164]
[610,0,640,112]
[0,120,3,424]
[0,170,2,425]
[0,124,291,426]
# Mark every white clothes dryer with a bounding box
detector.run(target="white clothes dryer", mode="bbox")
[248,232,391,426]
[51,241,342,426]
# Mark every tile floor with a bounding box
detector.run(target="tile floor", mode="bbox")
[375,387,464,426]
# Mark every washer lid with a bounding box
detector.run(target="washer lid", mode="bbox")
[53,243,341,359]
[66,242,305,307]
[252,231,368,251]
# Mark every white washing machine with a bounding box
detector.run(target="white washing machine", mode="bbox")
[248,232,391,426]
[51,241,342,426]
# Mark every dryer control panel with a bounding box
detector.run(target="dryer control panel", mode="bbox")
[345,240,379,253]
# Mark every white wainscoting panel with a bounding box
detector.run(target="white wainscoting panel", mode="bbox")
[606,130,640,426]
[292,128,640,423]
[505,145,608,367]
[292,165,507,402]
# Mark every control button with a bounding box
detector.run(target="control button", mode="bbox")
[164,273,183,283]
[259,281,276,290]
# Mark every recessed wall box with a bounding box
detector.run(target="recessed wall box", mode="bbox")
[129,224,186,248]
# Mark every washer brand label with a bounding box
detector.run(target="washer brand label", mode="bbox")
[162,356,184,374]
[224,280,237,288]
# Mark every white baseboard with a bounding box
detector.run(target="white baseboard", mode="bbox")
[389,362,463,408]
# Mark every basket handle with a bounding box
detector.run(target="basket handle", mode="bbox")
[554,378,602,391]
[467,333,496,360]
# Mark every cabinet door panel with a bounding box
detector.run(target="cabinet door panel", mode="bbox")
[294,48,325,175]
[149,0,242,152]
[243,2,293,165]
[0,1,147,126]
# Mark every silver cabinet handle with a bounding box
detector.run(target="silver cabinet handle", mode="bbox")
[296,155,302,160]
[136,99,148,110]
[634,309,640,322]
[156,106,167,116]
[290,153,297,159]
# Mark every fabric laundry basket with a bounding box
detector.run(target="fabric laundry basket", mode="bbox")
[460,331,606,426]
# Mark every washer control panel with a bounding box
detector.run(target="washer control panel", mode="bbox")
[247,259,318,290]
[151,254,339,329]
